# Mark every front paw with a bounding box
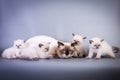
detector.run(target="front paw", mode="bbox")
[95,57,101,60]
[86,56,91,59]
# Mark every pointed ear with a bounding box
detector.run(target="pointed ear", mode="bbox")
[83,36,87,39]
[39,43,44,48]
[57,41,64,47]
[23,40,26,43]
[48,42,51,44]
[71,42,77,46]
[101,39,104,42]
[89,40,93,44]
[72,33,75,36]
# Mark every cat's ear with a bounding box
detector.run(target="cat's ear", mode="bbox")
[83,36,87,39]
[48,42,51,44]
[57,41,64,48]
[101,39,104,42]
[39,43,44,48]
[72,33,75,36]
[23,40,26,43]
[71,42,77,46]
[89,40,93,44]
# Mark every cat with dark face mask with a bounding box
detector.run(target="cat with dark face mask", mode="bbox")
[72,33,86,58]
[86,37,119,59]
[56,41,78,58]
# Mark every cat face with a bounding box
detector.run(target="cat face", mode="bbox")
[38,42,50,52]
[13,39,26,49]
[89,37,104,49]
[56,41,77,58]
[72,33,86,45]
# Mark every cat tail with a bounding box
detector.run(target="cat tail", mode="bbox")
[112,46,120,53]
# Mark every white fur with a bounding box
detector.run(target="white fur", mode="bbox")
[19,42,52,60]
[72,34,86,57]
[37,42,52,59]
[19,47,39,60]
[26,35,58,57]
[2,47,17,59]
[86,37,115,59]
[2,39,26,59]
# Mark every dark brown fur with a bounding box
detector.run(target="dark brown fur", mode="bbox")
[56,41,77,58]
[112,46,119,53]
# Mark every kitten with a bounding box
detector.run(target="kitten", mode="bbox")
[26,35,58,58]
[19,42,51,60]
[86,37,119,59]
[37,42,52,59]
[19,48,39,60]
[56,41,78,58]
[2,39,26,59]
[72,33,86,57]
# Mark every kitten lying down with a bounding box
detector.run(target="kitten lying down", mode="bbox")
[56,41,78,58]
[25,35,58,58]
[19,42,51,60]
[2,39,26,59]
[86,37,119,59]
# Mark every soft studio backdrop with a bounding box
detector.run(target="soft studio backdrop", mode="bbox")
[0,0,120,51]
[0,0,120,80]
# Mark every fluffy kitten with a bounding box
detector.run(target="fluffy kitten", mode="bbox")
[2,39,26,59]
[72,33,86,57]
[19,42,51,60]
[37,42,52,59]
[18,47,39,60]
[56,41,78,58]
[26,35,58,58]
[86,37,119,59]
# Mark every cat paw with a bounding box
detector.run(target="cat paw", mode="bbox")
[111,57,116,59]
[95,57,101,60]
[86,56,91,59]
[33,57,40,60]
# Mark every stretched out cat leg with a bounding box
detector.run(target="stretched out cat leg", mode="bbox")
[86,50,93,59]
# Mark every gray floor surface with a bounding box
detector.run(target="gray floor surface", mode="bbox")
[0,52,120,80]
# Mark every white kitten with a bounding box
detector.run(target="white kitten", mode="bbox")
[86,37,118,59]
[19,47,39,60]
[72,33,86,57]
[26,35,58,58]
[37,42,52,59]
[19,42,51,60]
[2,39,26,59]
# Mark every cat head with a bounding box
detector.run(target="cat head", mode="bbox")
[56,41,77,58]
[38,42,50,52]
[13,39,26,49]
[72,33,86,45]
[89,37,104,49]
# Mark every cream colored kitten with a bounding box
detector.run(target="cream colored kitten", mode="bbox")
[19,42,51,60]
[72,33,86,57]
[56,41,78,58]
[86,37,119,59]
[26,35,58,58]
[37,42,52,59]
[2,39,26,59]
[19,47,39,60]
